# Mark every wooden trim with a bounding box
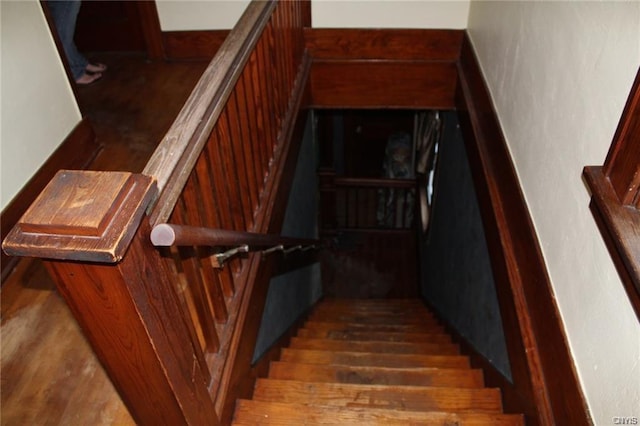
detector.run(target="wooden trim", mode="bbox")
[1,118,101,281]
[136,0,165,60]
[456,34,590,425]
[309,61,457,109]
[582,174,640,319]
[603,69,640,207]
[162,30,230,61]
[305,28,463,61]
[143,1,276,224]
[584,69,640,319]
[305,29,462,109]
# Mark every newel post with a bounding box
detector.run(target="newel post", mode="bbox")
[3,170,219,426]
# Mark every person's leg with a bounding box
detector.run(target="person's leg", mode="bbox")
[47,0,88,80]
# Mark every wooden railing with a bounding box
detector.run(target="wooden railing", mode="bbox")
[319,170,417,230]
[2,1,311,424]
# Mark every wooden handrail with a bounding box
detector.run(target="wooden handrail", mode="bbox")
[333,177,416,188]
[151,223,321,249]
[3,1,312,423]
[143,1,275,225]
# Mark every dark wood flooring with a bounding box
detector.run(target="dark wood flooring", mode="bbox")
[1,53,208,425]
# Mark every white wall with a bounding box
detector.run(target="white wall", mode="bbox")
[312,0,468,29]
[0,0,81,210]
[156,0,250,31]
[467,2,640,423]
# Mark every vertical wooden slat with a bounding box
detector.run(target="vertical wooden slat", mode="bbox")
[182,173,229,323]
[215,115,247,231]
[249,47,271,185]
[243,62,265,193]
[223,96,254,230]
[260,32,278,153]
[173,202,221,352]
[197,147,236,297]
[159,242,212,384]
[234,75,261,217]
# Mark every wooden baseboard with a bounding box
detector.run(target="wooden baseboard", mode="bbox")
[456,33,591,425]
[162,30,230,61]
[1,118,102,282]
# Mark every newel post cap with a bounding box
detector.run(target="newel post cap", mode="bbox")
[2,170,157,263]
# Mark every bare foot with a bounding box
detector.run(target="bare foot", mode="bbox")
[76,72,102,85]
[86,63,107,73]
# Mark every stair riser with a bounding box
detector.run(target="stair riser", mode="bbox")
[297,329,452,343]
[289,337,460,355]
[268,362,485,388]
[279,349,471,369]
[253,379,503,413]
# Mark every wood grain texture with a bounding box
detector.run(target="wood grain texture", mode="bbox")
[267,362,484,388]
[252,379,503,412]
[305,29,461,109]
[163,30,230,61]
[1,118,101,280]
[3,171,156,263]
[144,1,275,224]
[305,28,463,61]
[457,34,590,425]
[45,218,219,425]
[279,349,470,370]
[234,401,525,425]
[233,298,523,425]
[309,61,457,109]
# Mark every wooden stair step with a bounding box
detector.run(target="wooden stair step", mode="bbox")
[268,361,485,388]
[280,349,471,369]
[288,337,459,355]
[318,298,425,307]
[252,379,503,412]
[297,328,452,343]
[303,320,445,334]
[308,313,438,325]
[311,305,435,317]
[232,400,525,425]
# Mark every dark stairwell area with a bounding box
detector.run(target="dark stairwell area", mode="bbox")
[312,108,512,379]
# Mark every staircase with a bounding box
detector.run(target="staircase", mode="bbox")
[233,298,524,425]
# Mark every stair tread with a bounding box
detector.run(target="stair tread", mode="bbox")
[307,313,439,325]
[297,328,452,343]
[232,400,525,425]
[289,337,459,355]
[280,348,471,369]
[303,320,444,334]
[253,379,503,412]
[268,361,484,388]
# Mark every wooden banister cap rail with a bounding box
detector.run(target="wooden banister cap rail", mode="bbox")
[2,170,157,263]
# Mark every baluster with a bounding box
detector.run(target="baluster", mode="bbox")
[254,40,275,172]
[227,80,258,220]
[204,130,241,288]
[173,201,222,350]
[241,67,265,198]
[235,76,261,216]
[215,116,246,232]
[157,241,212,384]
[182,173,229,323]
[247,50,270,187]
